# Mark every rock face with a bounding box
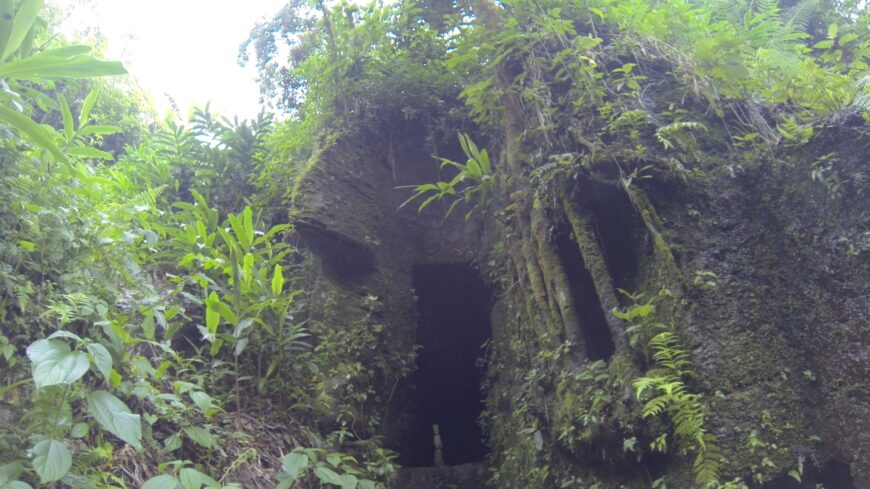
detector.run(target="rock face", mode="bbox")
[291,114,869,488]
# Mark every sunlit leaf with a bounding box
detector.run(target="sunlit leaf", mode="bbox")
[26,339,89,388]
[281,451,308,480]
[2,0,42,61]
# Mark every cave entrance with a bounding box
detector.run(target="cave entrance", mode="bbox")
[398,263,492,467]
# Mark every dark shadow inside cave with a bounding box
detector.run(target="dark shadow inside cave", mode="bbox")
[555,232,616,361]
[397,263,492,467]
[586,183,647,293]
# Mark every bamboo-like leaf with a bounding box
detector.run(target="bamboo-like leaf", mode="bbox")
[67,145,113,160]
[78,124,122,137]
[0,104,66,162]
[78,89,99,129]
[58,93,74,141]
[0,1,14,60]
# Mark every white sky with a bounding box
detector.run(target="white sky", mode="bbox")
[50,0,290,119]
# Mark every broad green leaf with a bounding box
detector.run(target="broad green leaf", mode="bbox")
[0,50,126,79]
[86,343,112,381]
[142,314,156,341]
[26,339,90,388]
[326,453,342,467]
[30,438,71,483]
[179,468,218,489]
[142,474,180,489]
[359,480,378,489]
[67,145,113,160]
[78,89,98,128]
[1,0,42,61]
[313,467,343,486]
[840,33,859,44]
[86,390,142,450]
[185,426,216,449]
[0,105,66,162]
[164,433,182,452]
[281,451,308,480]
[189,391,214,416]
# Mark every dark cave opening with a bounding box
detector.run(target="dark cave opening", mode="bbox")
[819,461,856,489]
[763,460,855,489]
[555,232,616,361]
[398,263,492,467]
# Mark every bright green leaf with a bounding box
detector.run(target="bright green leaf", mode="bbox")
[26,339,89,388]
[142,474,180,489]
[185,426,216,449]
[179,468,218,489]
[313,467,343,486]
[339,473,358,489]
[281,451,308,480]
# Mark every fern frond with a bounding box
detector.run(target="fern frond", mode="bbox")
[693,433,723,486]
[642,394,671,417]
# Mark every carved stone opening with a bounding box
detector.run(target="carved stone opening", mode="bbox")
[397,263,492,467]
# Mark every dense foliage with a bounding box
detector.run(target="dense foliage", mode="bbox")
[1,0,868,487]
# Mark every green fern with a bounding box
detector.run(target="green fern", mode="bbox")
[632,332,722,487]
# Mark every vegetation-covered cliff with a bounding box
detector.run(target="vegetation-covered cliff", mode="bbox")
[1,0,869,488]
